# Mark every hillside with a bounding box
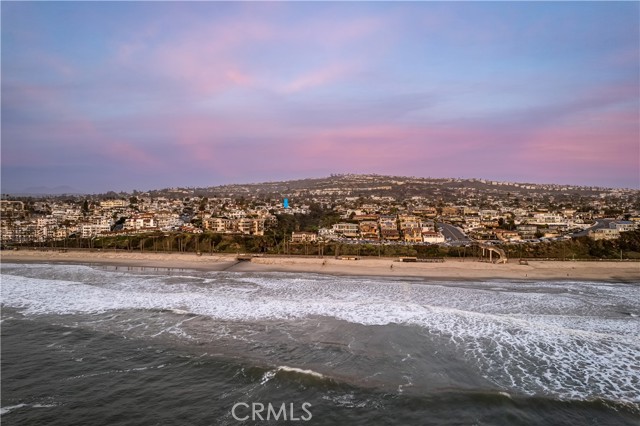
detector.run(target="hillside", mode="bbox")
[143,174,622,201]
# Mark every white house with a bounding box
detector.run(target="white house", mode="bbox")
[422,231,446,244]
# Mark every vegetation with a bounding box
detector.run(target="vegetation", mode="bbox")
[14,230,640,260]
[499,231,640,260]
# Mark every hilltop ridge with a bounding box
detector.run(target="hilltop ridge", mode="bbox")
[137,174,630,200]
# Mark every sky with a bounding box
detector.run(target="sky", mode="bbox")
[2,1,639,194]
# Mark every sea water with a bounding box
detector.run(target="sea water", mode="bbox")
[1,262,639,425]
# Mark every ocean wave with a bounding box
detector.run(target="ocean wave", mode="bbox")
[277,366,325,379]
[0,403,58,415]
[1,263,639,406]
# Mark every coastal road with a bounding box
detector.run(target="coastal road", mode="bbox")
[439,223,471,243]
[572,219,613,238]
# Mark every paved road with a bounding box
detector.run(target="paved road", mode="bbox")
[440,223,471,242]
[572,219,613,238]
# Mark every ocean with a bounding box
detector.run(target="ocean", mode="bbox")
[1,262,639,425]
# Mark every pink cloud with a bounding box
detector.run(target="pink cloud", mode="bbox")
[105,141,160,168]
[109,10,390,97]
[47,118,164,169]
[605,46,640,68]
[282,62,359,94]
[288,15,385,48]
[508,111,639,185]
[172,117,222,164]
[41,53,76,78]
[225,69,253,86]
[286,124,496,173]
[111,16,274,95]
[522,122,638,166]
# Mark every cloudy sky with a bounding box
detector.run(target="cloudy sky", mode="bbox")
[2,1,638,193]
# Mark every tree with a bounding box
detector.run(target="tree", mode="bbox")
[199,197,209,212]
[498,216,516,231]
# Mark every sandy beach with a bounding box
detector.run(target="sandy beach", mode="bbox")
[2,249,638,282]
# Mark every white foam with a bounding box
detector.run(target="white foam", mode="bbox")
[260,370,276,385]
[277,366,325,379]
[398,375,413,394]
[321,392,370,408]
[0,403,56,415]
[0,404,27,415]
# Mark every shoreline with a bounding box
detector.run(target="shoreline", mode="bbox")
[2,250,639,282]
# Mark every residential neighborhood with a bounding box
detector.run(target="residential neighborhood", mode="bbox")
[1,174,639,258]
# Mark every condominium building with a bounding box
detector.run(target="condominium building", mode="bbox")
[332,223,359,238]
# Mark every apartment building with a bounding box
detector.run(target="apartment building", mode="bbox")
[413,207,437,218]
[291,231,317,243]
[236,218,265,236]
[124,213,157,231]
[204,217,264,236]
[155,211,183,230]
[332,223,359,238]
[530,213,566,226]
[379,216,398,230]
[399,214,421,229]
[205,217,233,233]
[80,223,112,238]
[517,225,538,238]
[100,199,128,209]
[0,200,24,217]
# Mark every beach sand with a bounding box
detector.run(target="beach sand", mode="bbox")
[2,250,639,282]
